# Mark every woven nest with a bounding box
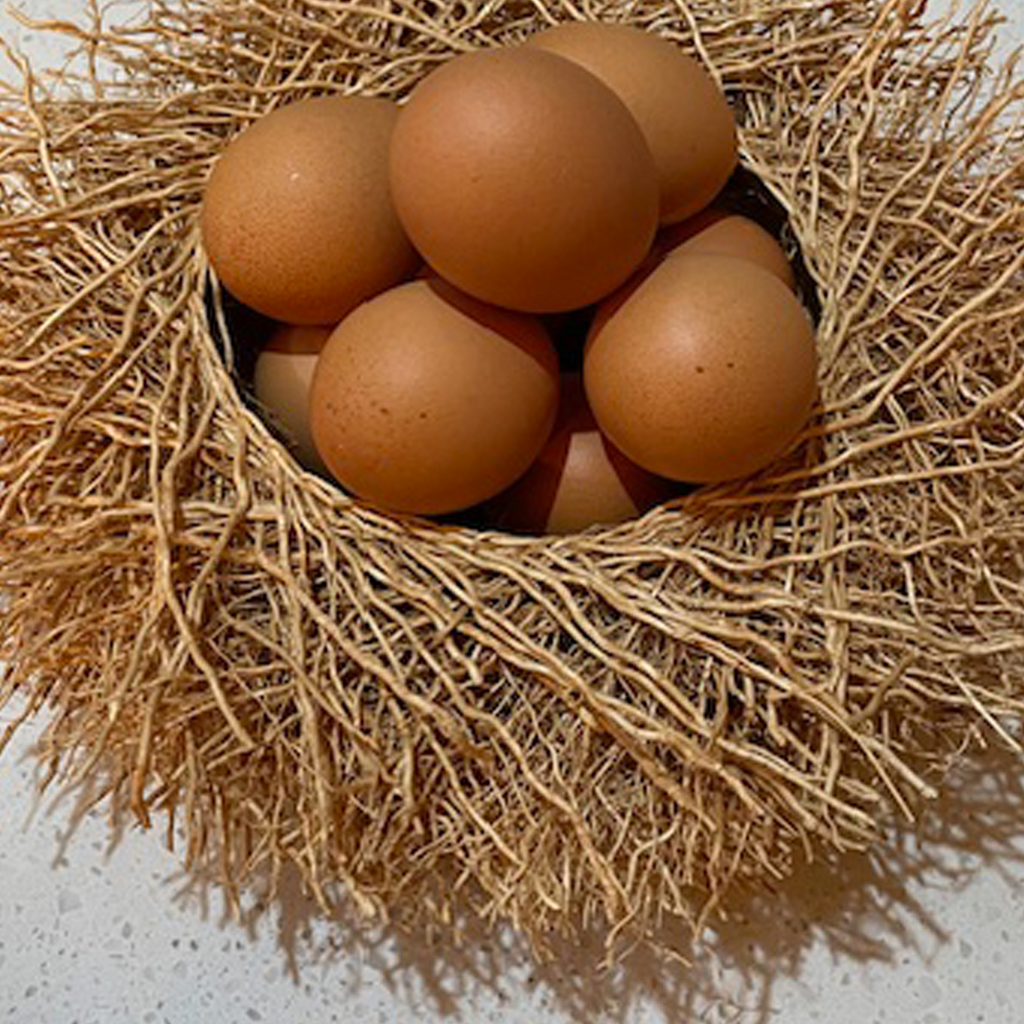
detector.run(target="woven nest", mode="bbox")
[2,0,1024,959]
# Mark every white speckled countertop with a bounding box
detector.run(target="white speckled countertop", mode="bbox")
[2,3,1023,1022]
[2,702,1023,1024]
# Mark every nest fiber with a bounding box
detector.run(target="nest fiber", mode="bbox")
[2,0,1024,954]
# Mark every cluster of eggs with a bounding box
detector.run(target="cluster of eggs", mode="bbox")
[201,22,818,534]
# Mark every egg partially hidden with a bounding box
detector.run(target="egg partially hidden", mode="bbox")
[389,47,659,313]
[528,22,738,224]
[486,374,676,534]
[253,323,331,475]
[657,208,795,290]
[310,279,560,515]
[584,254,818,483]
[202,96,419,324]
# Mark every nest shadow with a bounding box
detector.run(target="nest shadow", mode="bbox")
[159,733,1024,1023]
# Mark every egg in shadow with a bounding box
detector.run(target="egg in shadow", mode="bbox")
[482,372,680,535]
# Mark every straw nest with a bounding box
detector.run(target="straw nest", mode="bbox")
[2,0,1024,958]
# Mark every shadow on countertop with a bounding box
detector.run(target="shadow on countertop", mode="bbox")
[157,730,1024,1024]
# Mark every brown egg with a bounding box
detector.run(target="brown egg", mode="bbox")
[527,22,738,225]
[389,47,659,313]
[202,96,420,325]
[253,324,331,474]
[584,255,817,483]
[657,209,795,290]
[310,279,559,514]
[486,374,675,534]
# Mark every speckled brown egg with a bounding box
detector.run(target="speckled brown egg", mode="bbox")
[584,254,817,483]
[527,21,738,225]
[657,209,795,290]
[253,323,331,475]
[309,279,559,515]
[485,374,676,534]
[202,96,420,325]
[388,47,659,313]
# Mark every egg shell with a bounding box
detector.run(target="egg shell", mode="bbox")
[202,96,420,325]
[527,21,737,225]
[309,279,560,515]
[657,209,795,290]
[388,47,659,313]
[253,324,332,474]
[588,209,797,335]
[584,254,818,483]
[487,374,675,534]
